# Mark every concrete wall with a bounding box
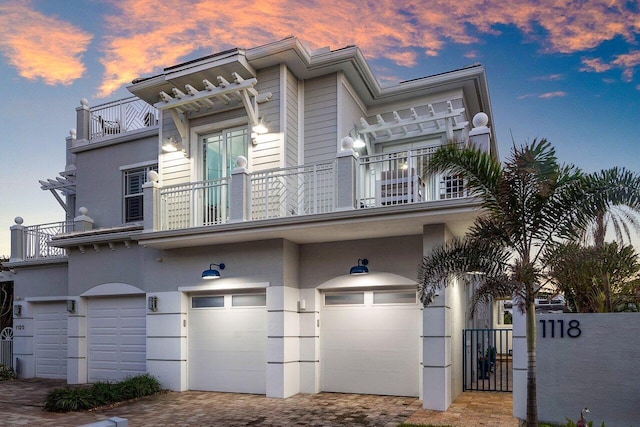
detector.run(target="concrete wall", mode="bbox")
[13,263,68,299]
[513,312,640,425]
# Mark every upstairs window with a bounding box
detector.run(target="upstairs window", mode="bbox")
[123,164,157,222]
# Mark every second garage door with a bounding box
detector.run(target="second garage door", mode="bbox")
[87,296,146,382]
[321,289,420,397]
[34,302,68,379]
[188,293,267,393]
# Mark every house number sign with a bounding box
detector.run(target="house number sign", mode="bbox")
[539,319,581,338]
[14,324,25,330]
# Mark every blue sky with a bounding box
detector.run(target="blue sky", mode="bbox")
[1,0,639,256]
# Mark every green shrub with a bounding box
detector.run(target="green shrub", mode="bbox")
[0,364,15,381]
[44,374,162,412]
[44,387,97,412]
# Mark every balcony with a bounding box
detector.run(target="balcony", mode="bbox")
[150,148,469,232]
[9,220,73,262]
[86,97,158,142]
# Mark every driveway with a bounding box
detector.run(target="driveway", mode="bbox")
[0,379,518,426]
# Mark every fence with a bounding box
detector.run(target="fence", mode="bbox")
[0,327,12,369]
[159,178,230,230]
[463,328,512,392]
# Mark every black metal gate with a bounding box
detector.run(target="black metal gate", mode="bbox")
[463,328,512,392]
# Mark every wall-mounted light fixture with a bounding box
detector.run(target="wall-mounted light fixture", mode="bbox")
[252,118,268,135]
[148,296,158,312]
[161,136,179,152]
[349,258,369,275]
[66,300,76,313]
[13,304,22,317]
[202,263,225,280]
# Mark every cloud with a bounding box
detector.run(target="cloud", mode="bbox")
[0,1,92,85]
[94,0,640,97]
[580,57,614,73]
[531,74,564,81]
[539,91,566,99]
[581,51,640,82]
[464,50,479,59]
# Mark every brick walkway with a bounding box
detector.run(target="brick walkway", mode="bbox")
[0,379,519,426]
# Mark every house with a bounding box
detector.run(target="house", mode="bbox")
[7,36,496,411]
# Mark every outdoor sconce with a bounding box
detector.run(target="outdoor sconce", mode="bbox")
[349,258,369,275]
[161,136,179,152]
[251,118,268,135]
[14,304,22,317]
[66,300,76,313]
[148,296,158,312]
[202,263,225,280]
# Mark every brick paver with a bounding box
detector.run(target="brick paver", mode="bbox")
[0,379,519,426]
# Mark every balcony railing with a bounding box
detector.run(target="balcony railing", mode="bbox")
[90,97,158,140]
[159,178,230,230]
[250,162,336,220]
[23,221,73,260]
[153,148,471,232]
[357,146,468,208]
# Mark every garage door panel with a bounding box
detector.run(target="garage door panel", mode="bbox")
[34,303,68,379]
[322,293,419,397]
[88,296,146,382]
[189,300,267,393]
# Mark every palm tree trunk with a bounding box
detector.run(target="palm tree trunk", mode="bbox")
[526,299,538,426]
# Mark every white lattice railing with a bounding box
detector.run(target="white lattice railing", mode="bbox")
[90,97,158,140]
[23,221,72,260]
[159,178,230,230]
[357,146,468,208]
[250,162,336,220]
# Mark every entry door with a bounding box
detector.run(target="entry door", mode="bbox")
[321,290,420,397]
[201,127,248,224]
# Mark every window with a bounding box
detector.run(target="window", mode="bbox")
[232,294,266,307]
[324,292,365,305]
[123,165,157,222]
[192,296,225,308]
[373,291,416,304]
[440,174,465,199]
[496,299,513,325]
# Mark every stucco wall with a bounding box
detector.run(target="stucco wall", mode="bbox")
[513,312,640,425]
[13,263,68,299]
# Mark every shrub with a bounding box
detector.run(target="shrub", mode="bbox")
[44,387,96,412]
[44,374,162,412]
[0,364,15,381]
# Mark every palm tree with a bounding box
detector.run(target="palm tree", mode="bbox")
[418,139,640,426]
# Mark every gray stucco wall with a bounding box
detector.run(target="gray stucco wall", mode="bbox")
[13,263,68,299]
[513,312,640,425]
[74,135,157,228]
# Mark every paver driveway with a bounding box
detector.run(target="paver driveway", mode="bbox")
[0,379,518,426]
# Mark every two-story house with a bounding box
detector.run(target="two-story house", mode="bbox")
[7,36,496,411]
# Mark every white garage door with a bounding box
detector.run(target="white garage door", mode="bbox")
[321,289,420,397]
[88,296,146,382]
[188,293,267,393]
[34,302,68,379]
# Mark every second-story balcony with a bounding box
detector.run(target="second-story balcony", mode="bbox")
[149,146,471,233]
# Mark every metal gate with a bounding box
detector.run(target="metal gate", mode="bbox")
[463,328,512,392]
[0,327,13,368]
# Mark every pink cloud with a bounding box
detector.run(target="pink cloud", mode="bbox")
[92,0,640,97]
[539,91,566,99]
[0,2,92,85]
[580,57,614,73]
[532,74,564,81]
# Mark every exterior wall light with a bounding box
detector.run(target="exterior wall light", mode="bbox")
[251,119,268,135]
[202,263,225,280]
[349,258,369,275]
[14,304,22,317]
[148,296,158,312]
[66,300,76,313]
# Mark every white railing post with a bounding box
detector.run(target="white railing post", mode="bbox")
[335,148,358,211]
[230,156,250,222]
[10,217,25,262]
[73,207,94,232]
[143,170,160,231]
[76,99,91,142]
[469,112,491,154]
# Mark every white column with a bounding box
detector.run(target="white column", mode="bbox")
[512,309,527,420]
[145,291,188,391]
[67,298,87,384]
[422,224,453,411]
[229,159,250,222]
[298,288,320,393]
[266,285,300,398]
[335,146,358,211]
[142,171,160,231]
[10,217,25,262]
[11,302,34,378]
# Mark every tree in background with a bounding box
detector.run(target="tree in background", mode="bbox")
[418,139,640,426]
[546,241,640,313]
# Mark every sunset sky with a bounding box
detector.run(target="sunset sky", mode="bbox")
[1,0,639,256]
